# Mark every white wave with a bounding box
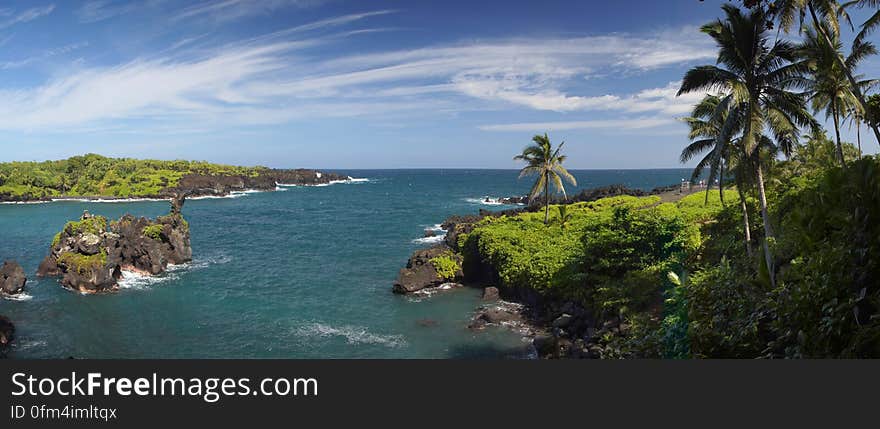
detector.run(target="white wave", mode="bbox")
[295,322,406,348]
[11,339,46,351]
[346,177,370,183]
[0,200,50,205]
[169,253,232,272]
[465,196,525,206]
[51,197,169,203]
[2,292,33,301]
[412,234,446,244]
[118,269,177,290]
[410,282,462,299]
[466,197,505,206]
[425,223,446,232]
[188,193,246,200]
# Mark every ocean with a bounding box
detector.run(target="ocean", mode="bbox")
[0,169,695,358]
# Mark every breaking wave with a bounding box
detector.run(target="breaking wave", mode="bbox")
[295,322,407,348]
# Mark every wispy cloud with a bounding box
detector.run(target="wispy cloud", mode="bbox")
[0,42,89,70]
[478,117,675,132]
[0,10,714,134]
[174,0,329,22]
[0,4,55,29]
[76,1,138,23]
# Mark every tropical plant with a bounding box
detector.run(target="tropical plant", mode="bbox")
[743,0,880,146]
[800,22,877,166]
[514,133,578,225]
[678,5,816,287]
[681,94,754,256]
[557,205,573,230]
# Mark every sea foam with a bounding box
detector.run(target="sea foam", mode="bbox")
[295,322,407,348]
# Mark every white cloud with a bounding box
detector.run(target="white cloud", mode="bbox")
[0,42,89,70]
[0,11,716,133]
[0,4,55,29]
[174,0,329,22]
[478,117,675,132]
[77,1,138,23]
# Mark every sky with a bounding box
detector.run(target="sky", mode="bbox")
[0,0,877,169]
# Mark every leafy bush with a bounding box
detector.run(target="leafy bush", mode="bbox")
[429,253,461,281]
[142,224,165,241]
[57,249,107,275]
[63,216,108,236]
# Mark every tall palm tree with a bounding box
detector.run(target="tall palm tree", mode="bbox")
[800,23,877,166]
[755,0,880,146]
[679,5,816,287]
[847,105,865,157]
[514,133,577,225]
[681,94,734,205]
[682,94,753,255]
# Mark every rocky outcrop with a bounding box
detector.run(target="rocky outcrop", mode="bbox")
[481,287,500,301]
[0,315,13,356]
[392,245,462,294]
[440,215,481,249]
[0,261,26,296]
[37,197,192,293]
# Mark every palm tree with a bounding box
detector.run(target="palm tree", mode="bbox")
[681,94,735,206]
[679,5,816,287]
[681,94,753,255]
[754,0,880,146]
[800,23,877,166]
[514,133,577,225]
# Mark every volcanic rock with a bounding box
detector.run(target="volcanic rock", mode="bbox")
[0,260,26,296]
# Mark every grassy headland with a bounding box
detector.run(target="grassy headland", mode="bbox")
[0,153,342,201]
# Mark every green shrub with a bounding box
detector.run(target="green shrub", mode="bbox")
[142,224,165,241]
[430,253,460,281]
[63,216,107,236]
[57,249,107,275]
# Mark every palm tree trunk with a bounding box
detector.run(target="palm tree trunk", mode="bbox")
[857,118,862,158]
[809,4,880,147]
[719,158,725,206]
[736,178,752,257]
[832,101,845,167]
[544,173,550,225]
[743,94,776,287]
[754,164,775,287]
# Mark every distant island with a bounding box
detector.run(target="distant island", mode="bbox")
[0,153,348,202]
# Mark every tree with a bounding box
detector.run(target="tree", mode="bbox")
[514,133,577,225]
[681,94,755,256]
[679,5,816,287]
[800,22,877,166]
[741,0,880,147]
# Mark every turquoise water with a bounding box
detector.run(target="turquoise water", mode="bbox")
[0,169,693,359]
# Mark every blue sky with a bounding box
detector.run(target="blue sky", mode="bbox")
[0,0,877,168]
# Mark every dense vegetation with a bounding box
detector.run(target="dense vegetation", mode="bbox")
[461,1,880,358]
[0,153,268,199]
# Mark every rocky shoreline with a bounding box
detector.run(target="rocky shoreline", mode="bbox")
[0,169,350,203]
[395,183,685,359]
[0,260,26,358]
[36,194,193,293]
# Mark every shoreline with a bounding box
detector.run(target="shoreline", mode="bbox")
[0,176,370,204]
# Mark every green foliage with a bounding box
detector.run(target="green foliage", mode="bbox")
[142,224,165,241]
[57,249,107,275]
[63,216,108,236]
[429,252,461,281]
[769,158,880,357]
[0,154,271,199]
